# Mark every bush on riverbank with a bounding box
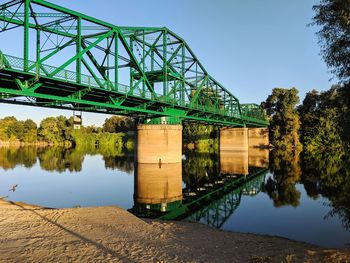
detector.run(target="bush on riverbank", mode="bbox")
[0,116,135,151]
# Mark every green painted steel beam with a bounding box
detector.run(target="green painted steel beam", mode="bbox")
[0,86,247,126]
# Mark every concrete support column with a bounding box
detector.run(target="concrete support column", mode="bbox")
[248,127,269,168]
[248,127,269,148]
[137,124,182,164]
[219,127,249,175]
[220,127,248,151]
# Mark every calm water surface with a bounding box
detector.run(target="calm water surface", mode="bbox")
[0,146,349,248]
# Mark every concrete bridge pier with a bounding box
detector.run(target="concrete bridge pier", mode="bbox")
[248,127,269,149]
[219,127,269,174]
[134,117,183,213]
[136,121,182,164]
[220,128,248,152]
[248,127,269,168]
[219,128,249,175]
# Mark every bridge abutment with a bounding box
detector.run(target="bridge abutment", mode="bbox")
[136,123,182,164]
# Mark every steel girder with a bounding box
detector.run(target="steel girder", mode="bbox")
[0,0,268,127]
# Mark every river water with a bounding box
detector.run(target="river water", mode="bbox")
[0,146,349,248]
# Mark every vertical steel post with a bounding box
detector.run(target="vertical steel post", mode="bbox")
[142,30,145,95]
[150,49,154,71]
[106,37,110,79]
[130,36,134,89]
[224,92,226,115]
[195,62,198,109]
[76,17,81,84]
[36,28,40,76]
[163,29,167,96]
[23,0,29,71]
[114,32,118,91]
[181,43,185,105]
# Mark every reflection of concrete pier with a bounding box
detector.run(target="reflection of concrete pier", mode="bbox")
[220,150,248,175]
[248,148,269,168]
[135,163,182,207]
[135,163,183,210]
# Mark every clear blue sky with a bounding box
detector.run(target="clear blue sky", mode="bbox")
[0,0,333,126]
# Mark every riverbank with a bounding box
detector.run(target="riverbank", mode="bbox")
[0,140,54,147]
[0,199,349,262]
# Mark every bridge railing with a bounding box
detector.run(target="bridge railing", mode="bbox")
[241,103,267,122]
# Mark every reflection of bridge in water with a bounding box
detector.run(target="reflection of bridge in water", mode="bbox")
[162,168,267,228]
[130,149,269,228]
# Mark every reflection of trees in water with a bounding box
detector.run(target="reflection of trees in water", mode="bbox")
[302,151,350,229]
[0,146,37,170]
[267,148,350,229]
[37,147,84,173]
[263,150,301,207]
[0,145,134,173]
[182,152,219,190]
[103,154,134,173]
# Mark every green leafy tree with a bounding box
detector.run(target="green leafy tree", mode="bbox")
[23,119,37,143]
[262,87,302,151]
[0,116,17,140]
[299,85,350,152]
[7,120,25,141]
[38,117,61,143]
[312,0,350,82]
[183,123,218,153]
[103,116,134,133]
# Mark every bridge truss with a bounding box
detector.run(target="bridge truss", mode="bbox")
[0,0,268,127]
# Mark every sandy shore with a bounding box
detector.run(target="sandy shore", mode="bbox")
[0,199,349,263]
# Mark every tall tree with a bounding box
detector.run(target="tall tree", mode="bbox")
[103,116,134,133]
[0,116,17,140]
[313,0,350,82]
[262,87,302,151]
[299,85,350,152]
[38,117,61,143]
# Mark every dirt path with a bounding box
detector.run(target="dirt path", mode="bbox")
[0,199,349,262]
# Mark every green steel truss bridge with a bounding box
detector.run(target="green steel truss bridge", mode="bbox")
[0,0,268,127]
